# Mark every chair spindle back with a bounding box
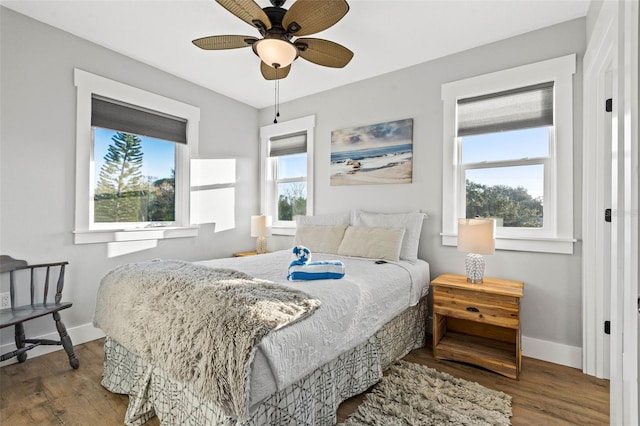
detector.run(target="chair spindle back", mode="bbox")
[6,262,68,308]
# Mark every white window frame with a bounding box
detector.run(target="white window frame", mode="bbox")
[73,69,200,244]
[260,115,315,236]
[441,54,576,254]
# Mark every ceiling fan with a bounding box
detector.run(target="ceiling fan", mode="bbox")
[193,0,354,80]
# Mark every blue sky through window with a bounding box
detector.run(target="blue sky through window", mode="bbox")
[94,127,175,181]
[277,153,306,179]
[462,127,548,199]
[462,127,549,163]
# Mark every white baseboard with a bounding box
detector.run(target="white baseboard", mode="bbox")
[522,335,582,369]
[0,322,105,368]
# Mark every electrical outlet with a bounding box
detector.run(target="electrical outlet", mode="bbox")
[0,292,10,309]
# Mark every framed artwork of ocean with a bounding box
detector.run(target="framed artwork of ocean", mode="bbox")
[330,118,413,185]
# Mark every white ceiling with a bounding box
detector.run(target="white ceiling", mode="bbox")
[1,0,590,109]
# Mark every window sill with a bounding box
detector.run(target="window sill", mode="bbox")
[73,226,199,245]
[441,233,576,254]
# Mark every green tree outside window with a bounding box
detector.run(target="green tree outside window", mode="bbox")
[278,182,307,221]
[94,132,175,223]
[95,132,145,222]
[466,180,543,228]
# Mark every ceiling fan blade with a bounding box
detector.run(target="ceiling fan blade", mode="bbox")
[192,35,257,50]
[216,0,272,31]
[282,0,349,36]
[260,62,291,80]
[296,38,353,68]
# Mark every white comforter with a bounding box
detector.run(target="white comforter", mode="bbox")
[197,250,430,406]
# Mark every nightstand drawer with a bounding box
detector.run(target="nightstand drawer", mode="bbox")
[433,287,519,329]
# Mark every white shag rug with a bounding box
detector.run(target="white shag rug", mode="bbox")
[342,360,512,426]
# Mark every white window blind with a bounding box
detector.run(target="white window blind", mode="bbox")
[269,132,307,157]
[91,95,188,144]
[457,82,554,136]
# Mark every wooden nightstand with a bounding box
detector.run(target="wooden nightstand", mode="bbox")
[431,273,524,379]
[232,251,259,257]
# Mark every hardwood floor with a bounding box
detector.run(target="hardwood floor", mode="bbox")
[0,339,160,426]
[0,338,609,425]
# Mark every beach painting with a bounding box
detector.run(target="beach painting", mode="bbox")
[330,118,413,185]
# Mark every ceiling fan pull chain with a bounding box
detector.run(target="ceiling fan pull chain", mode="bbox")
[273,66,281,123]
[273,67,278,123]
[277,79,281,119]
[273,79,277,123]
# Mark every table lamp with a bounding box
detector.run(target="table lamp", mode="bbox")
[457,218,495,283]
[251,215,272,254]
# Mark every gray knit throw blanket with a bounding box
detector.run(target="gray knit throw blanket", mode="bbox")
[94,259,321,419]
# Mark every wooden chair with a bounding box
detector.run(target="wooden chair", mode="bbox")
[0,255,79,369]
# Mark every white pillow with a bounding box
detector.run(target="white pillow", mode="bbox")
[337,226,405,262]
[351,210,426,262]
[294,224,348,254]
[295,212,350,227]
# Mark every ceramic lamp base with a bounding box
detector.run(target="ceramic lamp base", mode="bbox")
[465,253,485,283]
[256,236,267,254]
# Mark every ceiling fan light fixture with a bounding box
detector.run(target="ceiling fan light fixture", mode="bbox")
[194,0,352,79]
[254,38,298,68]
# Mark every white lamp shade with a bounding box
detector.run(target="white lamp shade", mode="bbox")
[457,218,495,254]
[255,38,298,68]
[251,215,272,237]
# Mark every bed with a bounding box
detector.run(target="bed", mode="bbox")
[95,211,430,425]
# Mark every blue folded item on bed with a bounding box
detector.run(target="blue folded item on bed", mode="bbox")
[288,261,346,281]
[287,245,345,281]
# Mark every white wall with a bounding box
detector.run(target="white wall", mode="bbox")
[259,19,587,367]
[0,8,260,354]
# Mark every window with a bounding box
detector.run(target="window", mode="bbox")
[74,69,200,244]
[459,84,552,231]
[271,133,308,222]
[441,54,576,253]
[91,96,184,228]
[260,116,315,235]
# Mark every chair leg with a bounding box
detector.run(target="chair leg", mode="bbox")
[14,322,27,363]
[53,311,79,369]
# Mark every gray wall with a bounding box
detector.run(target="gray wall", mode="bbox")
[0,8,259,345]
[259,19,586,350]
[0,7,587,357]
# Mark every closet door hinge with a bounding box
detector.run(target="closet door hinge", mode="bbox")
[605,98,612,112]
[604,320,611,335]
[605,208,612,222]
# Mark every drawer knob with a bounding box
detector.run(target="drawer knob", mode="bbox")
[466,306,480,313]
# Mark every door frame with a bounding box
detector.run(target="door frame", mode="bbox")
[582,0,617,381]
[582,1,638,424]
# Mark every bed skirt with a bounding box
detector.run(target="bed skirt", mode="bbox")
[101,296,428,426]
